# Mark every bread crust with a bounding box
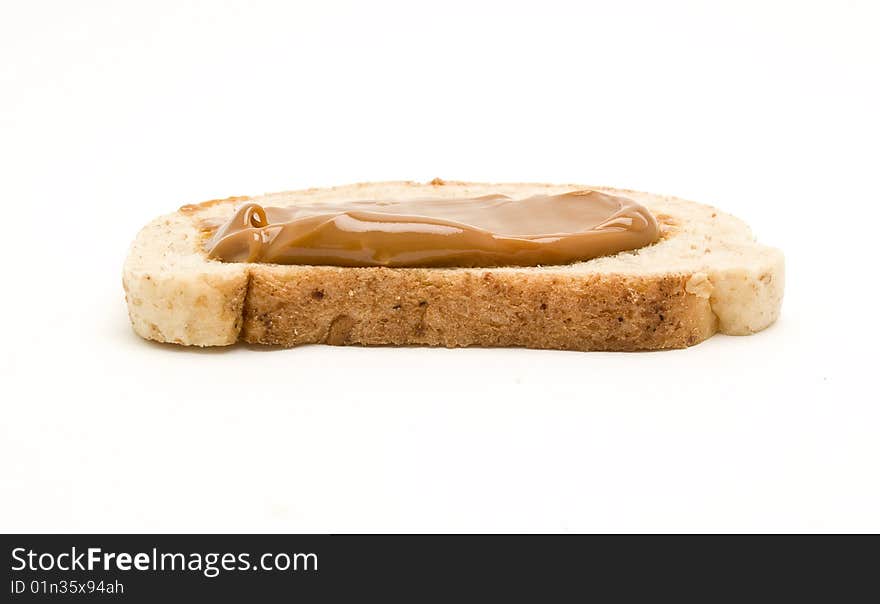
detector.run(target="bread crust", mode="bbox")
[123,180,784,350]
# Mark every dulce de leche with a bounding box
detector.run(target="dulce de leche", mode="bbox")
[204,190,659,268]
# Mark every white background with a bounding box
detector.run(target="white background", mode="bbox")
[1,0,878,532]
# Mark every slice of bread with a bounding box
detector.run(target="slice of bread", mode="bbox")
[123,180,784,351]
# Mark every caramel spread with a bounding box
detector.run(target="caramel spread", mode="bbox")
[204,190,658,267]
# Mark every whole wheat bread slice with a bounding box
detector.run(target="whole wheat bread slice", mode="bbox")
[123,180,784,350]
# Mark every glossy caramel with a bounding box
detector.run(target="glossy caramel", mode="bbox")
[204,190,658,267]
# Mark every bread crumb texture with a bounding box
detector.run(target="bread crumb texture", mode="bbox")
[123,180,784,350]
